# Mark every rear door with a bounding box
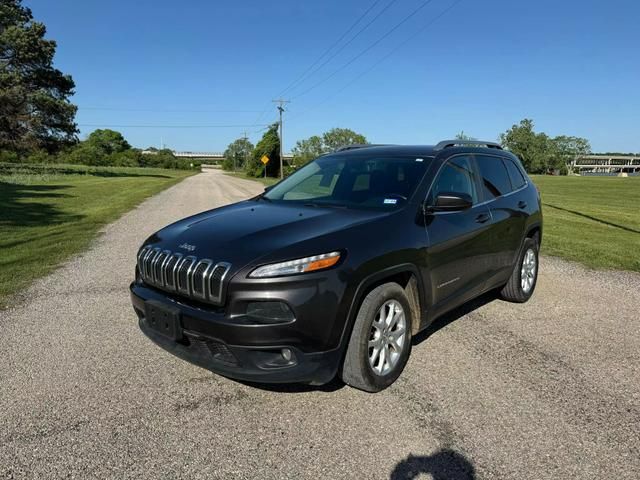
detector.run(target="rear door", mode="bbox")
[475,155,527,283]
[424,155,493,310]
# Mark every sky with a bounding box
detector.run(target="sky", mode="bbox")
[26,0,640,153]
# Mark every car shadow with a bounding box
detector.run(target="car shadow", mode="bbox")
[412,290,500,347]
[237,376,345,394]
[391,450,476,479]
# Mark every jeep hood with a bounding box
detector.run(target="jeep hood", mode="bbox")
[144,200,388,270]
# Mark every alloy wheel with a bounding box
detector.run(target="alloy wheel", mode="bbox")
[368,300,407,376]
[521,248,537,293]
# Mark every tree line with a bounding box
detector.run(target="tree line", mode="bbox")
[500,119,591,174]
[222,126,368,178]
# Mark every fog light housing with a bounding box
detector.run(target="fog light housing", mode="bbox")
[245,302,295,325]
[281,348,292,362]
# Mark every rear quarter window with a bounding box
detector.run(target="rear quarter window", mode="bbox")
[476,155,512,199]
[503,158,527,189]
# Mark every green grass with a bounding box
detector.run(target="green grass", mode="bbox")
[224,170,279,187]
[532,175,640,272]
[0,163,195,307]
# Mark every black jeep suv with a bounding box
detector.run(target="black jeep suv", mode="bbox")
[130,140,542,392]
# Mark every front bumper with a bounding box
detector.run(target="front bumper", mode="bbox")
[131,284,343,385]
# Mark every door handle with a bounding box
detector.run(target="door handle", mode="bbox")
[518,201,527,209]
[475,213,491,224]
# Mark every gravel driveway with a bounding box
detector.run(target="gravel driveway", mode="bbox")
[1,169,638,479]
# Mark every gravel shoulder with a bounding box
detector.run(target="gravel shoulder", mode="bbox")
[1,169,638,479]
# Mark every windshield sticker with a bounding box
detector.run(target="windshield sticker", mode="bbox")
[384,198,398,205]
[415,158,424,162]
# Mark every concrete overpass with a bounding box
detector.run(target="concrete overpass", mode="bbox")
[573,154,640,175]
[171,151,294,162]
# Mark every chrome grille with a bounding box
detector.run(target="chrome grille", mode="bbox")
[137,246,230,305]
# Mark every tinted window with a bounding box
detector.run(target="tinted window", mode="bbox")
[430,155,478,204]
[476,155,512,199]
[264,155,430,209]
[503,158,527,189]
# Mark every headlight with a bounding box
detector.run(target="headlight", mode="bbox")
[249,251,341,278]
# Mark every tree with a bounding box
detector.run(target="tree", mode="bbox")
[455,131,476,141]
[247,124,280,177]
[321,128,367,152]
[500,119,591,174]
[292,128,368,167]
[291,135,323,166]
[223,137,254,171]
[0,0,78,153]
[83,129,131,155]
[500,119,554,173]
[550,135,591,174]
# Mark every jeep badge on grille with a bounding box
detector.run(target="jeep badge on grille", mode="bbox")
[179,243,196,252]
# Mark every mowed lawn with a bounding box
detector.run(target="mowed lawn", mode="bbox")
[532,175,640,272]
[0,164,195,307]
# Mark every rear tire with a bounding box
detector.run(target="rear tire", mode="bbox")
[341,283,413,393]
[500,237,539,303]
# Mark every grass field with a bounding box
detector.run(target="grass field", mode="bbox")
[532,175,640,272]
[0,163,195,307]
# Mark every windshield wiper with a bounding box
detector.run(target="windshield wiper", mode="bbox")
[303,201,348,209]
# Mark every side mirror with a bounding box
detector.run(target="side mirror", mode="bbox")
[427,192,473,212]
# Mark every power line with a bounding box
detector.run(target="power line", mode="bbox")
[77,123,271,129]
[255,0,395,130]
[291,0,437,101]
[277,0,389,97]
[289,0,464,121]
[79,107,262,113]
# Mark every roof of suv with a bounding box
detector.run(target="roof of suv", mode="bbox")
[331,140,510,159]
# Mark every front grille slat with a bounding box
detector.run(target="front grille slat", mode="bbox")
[163,253,181,290]
[137,247,230,305]
[191,260,212,299]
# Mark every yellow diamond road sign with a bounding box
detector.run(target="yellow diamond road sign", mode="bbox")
[261,155,270,165]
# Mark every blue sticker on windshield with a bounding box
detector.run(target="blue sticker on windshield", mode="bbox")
[384,198,398,205]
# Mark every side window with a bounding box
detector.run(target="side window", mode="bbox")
[430,155,478,204]
[503,158,527,190]
[476,155,512,199]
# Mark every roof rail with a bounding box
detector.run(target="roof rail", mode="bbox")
[335,144,390,152]
[434,140,503,151]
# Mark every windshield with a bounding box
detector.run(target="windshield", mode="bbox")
[263,154,432,209]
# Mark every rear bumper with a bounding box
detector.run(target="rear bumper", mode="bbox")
[131,284,342,385]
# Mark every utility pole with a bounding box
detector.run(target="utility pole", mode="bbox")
[272,99,290,179]
[242,130,249,172]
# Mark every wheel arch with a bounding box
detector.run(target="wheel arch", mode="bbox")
[339,264,427,354]
[526,223,542,244]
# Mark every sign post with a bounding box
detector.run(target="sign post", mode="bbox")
[261,155,270,179]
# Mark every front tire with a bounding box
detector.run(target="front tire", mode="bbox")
[500,237,539,303]
[341,283,413,393]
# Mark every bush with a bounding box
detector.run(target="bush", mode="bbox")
[0,151,20,163]
[110,150,142,167]
[24,150,54,164]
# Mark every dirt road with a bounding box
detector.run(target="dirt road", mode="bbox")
[1,169,638,479]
